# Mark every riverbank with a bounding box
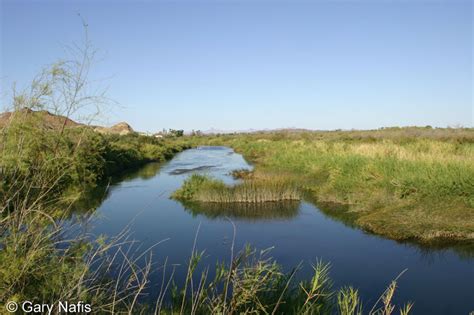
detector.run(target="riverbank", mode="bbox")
[1,122,418,313]
[0,111,190,310]
[186,128,474,243]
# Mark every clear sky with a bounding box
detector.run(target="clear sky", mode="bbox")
[1,0,472,132]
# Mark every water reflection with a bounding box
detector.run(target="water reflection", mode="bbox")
[66,185,111,215]
[68,162,164,215]
[181,200,300,221]
[118,162,164,181]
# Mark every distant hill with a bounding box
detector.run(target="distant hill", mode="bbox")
[0,109,134,135]
[94,122,134,135]
[200,127,314,135]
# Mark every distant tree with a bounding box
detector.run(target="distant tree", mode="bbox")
[169,129,184,137]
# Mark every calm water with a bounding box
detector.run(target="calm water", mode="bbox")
[77,147,474,314]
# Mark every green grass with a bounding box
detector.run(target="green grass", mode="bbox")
[156,244,412,315]
[172,174,300,203]
[187,128,474,243]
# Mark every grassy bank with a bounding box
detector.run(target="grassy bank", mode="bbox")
[187,128,474,243]
[0,110,188,214]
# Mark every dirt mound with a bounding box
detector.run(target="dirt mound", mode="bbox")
[94,122,134,135]
[0,109,135,136]
[0,108,82,129]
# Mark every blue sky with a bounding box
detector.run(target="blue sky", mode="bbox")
[1,0,472,132]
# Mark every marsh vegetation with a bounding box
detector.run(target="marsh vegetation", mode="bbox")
[187,129,474,243]
[172,173,300,203]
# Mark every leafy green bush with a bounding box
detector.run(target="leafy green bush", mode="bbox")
[0,111,188,214]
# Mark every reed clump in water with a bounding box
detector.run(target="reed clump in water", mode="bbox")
[172,174,300,203]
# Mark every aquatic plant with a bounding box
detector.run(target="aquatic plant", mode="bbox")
[150,227,412,315]
[172,174,300,203]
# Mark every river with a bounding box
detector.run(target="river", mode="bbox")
[74,146,474,314]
